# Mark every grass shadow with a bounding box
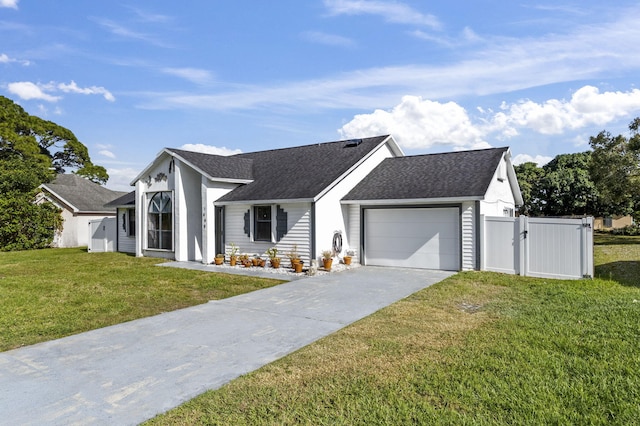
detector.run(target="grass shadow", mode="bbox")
[594,233,640,245]
[595,261,640,287]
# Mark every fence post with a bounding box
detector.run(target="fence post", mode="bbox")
[582,217,594,278]
[478,214,485,271]
[518,215,528,276]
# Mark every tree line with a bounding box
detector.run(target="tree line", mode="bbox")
[515,118,640,220]
[0,96,108,251]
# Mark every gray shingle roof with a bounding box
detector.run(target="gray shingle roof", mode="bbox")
[217,135,391,202]
[104,191,135,208]
[342,147,508,201]
[42,174,126,212]
[166,148,254,181]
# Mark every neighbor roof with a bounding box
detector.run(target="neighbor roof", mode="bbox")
[41,174,126,213]
[217,135,396,202]
[342,147,509,202]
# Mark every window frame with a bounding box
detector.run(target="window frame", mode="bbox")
[147,191,173,251]
[126,208,136,237]
[253,205,273,242]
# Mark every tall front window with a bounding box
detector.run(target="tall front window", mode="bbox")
[148,192,172,250]
[254,206,272,242]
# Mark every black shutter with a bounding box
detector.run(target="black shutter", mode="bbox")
[244,210,250,237]
[276,205,287,241]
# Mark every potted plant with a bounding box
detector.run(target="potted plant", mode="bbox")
[321,249,333,271]
[343,248,355,265]
[229,243,239,266]
[214,253,224,265]
[240,253,251,267]
[294,260,304,273]
[266,247,281,268]
[252,255,260,267]
[287,244,300,268]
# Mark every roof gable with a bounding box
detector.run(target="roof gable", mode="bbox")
[217,135,395,202]
[165,148,254,182]
[105,191,135,208]
[343,147,509,201]
[41,174,126,212]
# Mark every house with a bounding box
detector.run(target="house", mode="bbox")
[38,174,126,248]
[593,215,633,231]
[127,135,522,271]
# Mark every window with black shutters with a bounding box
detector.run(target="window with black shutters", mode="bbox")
[254,206,272,241]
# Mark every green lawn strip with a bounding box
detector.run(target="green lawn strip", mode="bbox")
[148,243,640,425]
[0,248,283,351]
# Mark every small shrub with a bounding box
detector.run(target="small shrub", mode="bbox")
[612,223,640,236]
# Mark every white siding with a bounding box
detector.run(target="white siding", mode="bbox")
[174,160,202,261]
[347,204,361,263]
[224,203,312,263]
[115,208,136,254]
[460,202,476,270]
[481,154,517,216]
[316,141,396,259]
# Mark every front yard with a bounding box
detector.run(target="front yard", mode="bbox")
[2,236,639,424]
[0,248,283,351]
[147,234,640,425]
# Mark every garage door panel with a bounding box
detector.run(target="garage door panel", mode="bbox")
[364,208,460,271]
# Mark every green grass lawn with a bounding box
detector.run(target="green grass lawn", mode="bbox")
[147,235,640,425]
[0,248,283,351]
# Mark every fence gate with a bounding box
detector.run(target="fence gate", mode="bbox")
[481,216,593,280]
[88,217,116,253]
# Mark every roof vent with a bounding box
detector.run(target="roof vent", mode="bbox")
[345,139,363,147]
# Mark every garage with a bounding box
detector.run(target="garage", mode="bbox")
[363,207,460,271]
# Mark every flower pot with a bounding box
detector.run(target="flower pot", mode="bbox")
[323,258,333,271]
[229,257,237,266]
[294,261,303,273]
[290,258,301,269]
[270,258,281,268]
[343,256,352,265]
[214,257,224,265]
[259,259,266,267]
[252,258,260,266]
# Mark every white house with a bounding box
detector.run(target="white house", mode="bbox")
[38,174,126,248]
[127,135,522,271]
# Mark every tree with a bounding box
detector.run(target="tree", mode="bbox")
[0,96,108,250]
[515,152,600,217]
[514,162,545,216]
[538,152,599,217]
[589,118,640,219]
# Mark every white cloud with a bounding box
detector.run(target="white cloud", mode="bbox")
[7,81,60,102]
[99,150,116,159]
[95,18,172,48]
[339,95,487,150]
[512,154,553,166]
[302,31,356,48]
[0,53,30,65]
[338,86,640,151]
[324,0,441,29]
[179,144,242,156]
[58,80,115,101]
[162,68,213,85]
[0,0,18,9]
[104,167,140,192]
[493,86,640,136]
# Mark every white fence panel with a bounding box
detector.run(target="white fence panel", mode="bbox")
[88,217,116,253]
[483,216,520,275]
[482,215,593,280]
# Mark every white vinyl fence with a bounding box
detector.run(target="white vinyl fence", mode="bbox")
[481,216,593,280]
[88,217,116,253]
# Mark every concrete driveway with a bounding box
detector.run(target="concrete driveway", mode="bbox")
[0,266,454,425]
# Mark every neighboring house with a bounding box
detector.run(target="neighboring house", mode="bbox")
[38,174,126,248]
[594,215,633,231]
[127,135,522,271]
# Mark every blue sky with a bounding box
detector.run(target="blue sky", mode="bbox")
[2,0,640,191]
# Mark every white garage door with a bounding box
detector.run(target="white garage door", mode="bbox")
[364,207,460,271]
